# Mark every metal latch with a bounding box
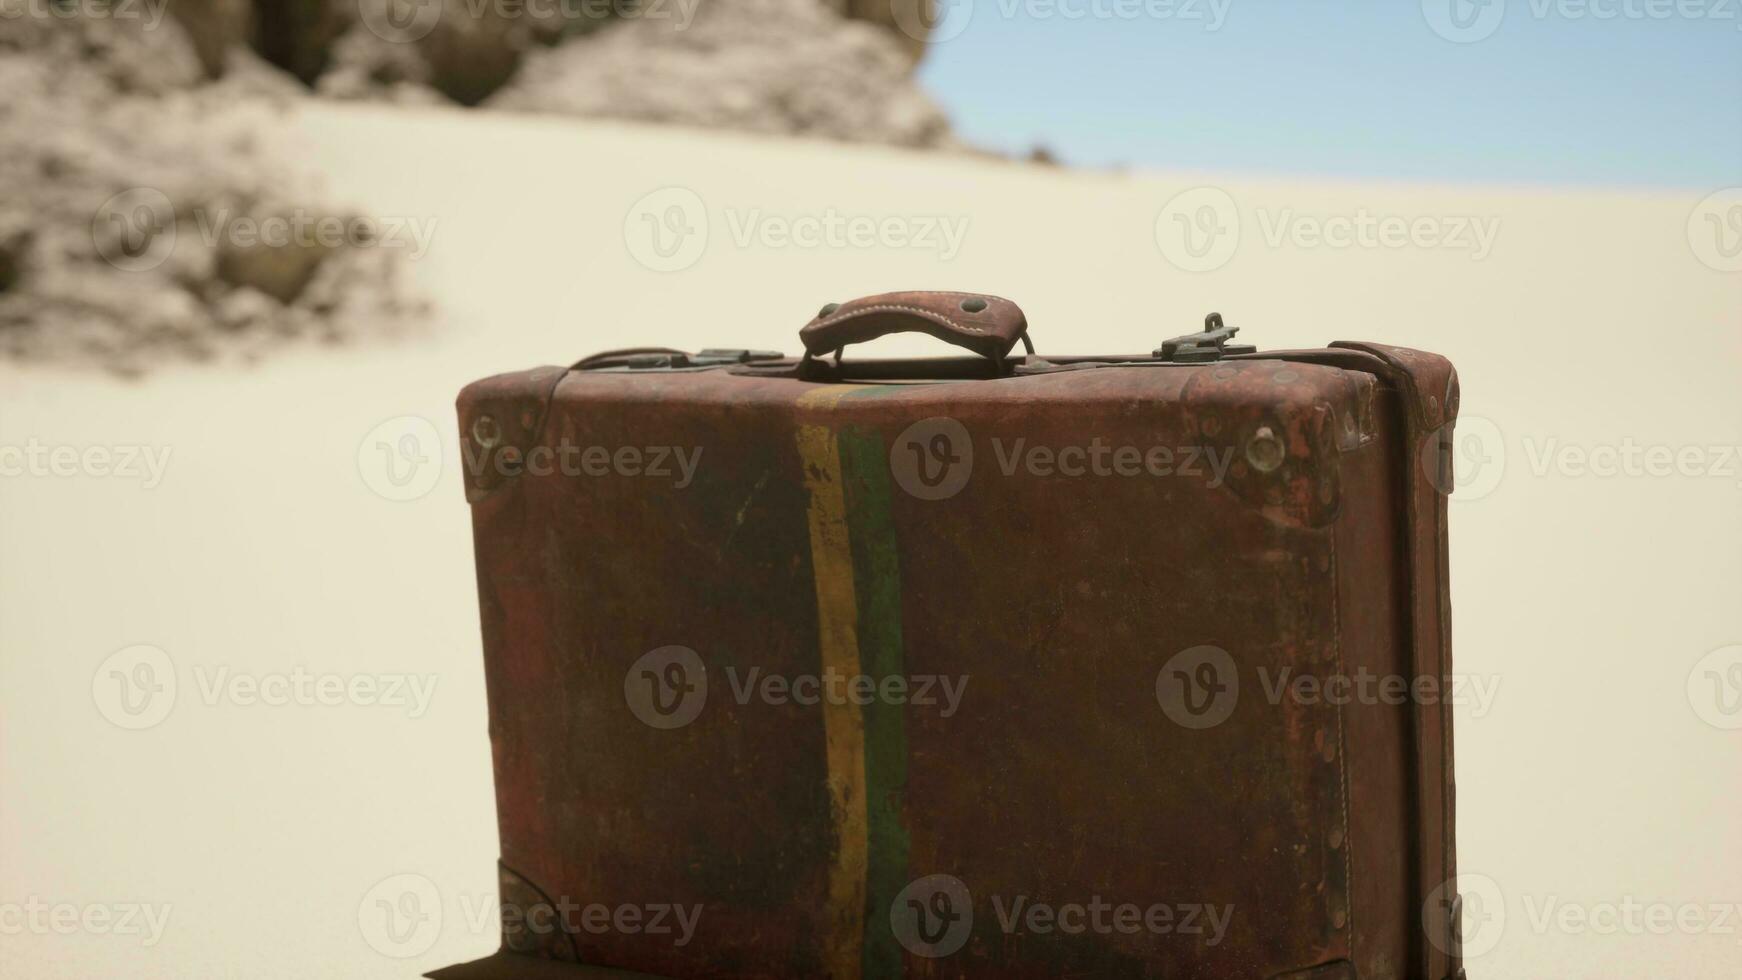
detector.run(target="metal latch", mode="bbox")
[614,349,785,370]
[1155,313,1256,363]
[694,348,784,365]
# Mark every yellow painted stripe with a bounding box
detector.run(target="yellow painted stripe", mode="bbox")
[795,386,869,980]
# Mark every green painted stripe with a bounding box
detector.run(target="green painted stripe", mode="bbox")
[839,426,911,980]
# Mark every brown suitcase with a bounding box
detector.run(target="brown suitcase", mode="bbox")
[436,291,1464,980]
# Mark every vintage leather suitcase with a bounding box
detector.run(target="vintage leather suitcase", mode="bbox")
[436,291,1464,980]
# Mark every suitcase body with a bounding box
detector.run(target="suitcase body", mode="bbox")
[441,292,1463,980]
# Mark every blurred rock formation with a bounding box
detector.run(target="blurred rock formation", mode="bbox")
[0,18,422,373]
[0,0,954,370]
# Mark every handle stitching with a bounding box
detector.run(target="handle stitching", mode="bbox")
[812,304,991,335]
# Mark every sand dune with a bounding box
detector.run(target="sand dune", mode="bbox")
[1,101,1738,978]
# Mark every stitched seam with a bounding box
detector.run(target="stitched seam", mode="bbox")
[813,303,991,335]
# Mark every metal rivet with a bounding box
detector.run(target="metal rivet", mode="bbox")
[472,414,501,448]
[959,297,988,313]
[1246,425,1285,474]
[818,302,840,318]
[1329,826,1345,850]
[1331,906,1348,930]
[1201,416,1222,438]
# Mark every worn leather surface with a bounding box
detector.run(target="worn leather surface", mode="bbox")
[798,290,1028,360]
[1264,343,1463,980]
[1332,342,1461,980]
[447,320,1461,979]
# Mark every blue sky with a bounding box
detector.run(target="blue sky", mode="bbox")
[916,1,1742,188]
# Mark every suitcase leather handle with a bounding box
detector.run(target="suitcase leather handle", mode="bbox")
[799,291,1033,363]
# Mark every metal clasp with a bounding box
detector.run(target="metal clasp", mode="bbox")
[1156,312,1256,363]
